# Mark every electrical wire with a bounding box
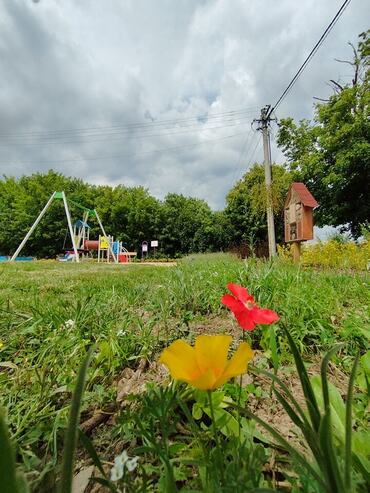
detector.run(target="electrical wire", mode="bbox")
[1,130,246,166]
[268,0,352,117]
[228,129,255,186]
[238,134,262,181]
[0,106,259,139]
[0,116,254,147]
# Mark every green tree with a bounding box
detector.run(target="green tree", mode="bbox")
[277,31,369,238]
[224,163,293,250]
[159,194,218,256]
[0,170,90,257]
[99,185,162,252]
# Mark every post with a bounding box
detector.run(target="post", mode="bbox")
[260,106,277,258]
[94,210,118,263]
[10,191,57,261]
[62,192,79,262]
[292,242,301,264]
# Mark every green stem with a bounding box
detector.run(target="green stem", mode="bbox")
[207,390,224,485]
[237,330,246,439]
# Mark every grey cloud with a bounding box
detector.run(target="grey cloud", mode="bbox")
[0,0,368,209]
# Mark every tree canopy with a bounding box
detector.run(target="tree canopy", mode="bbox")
[277,31,369,238]
[0,170,229,258]
[224,163,293,249]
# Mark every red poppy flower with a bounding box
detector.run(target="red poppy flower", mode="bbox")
[221,283,279,331]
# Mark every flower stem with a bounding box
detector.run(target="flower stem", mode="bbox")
[207,390,224,485]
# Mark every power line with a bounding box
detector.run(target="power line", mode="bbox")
[0,106,259,139]
[240,134,262,180]
[229,129,255,186]
[268,0,352,117]
[1,130,246,166]
[0,116,254,147]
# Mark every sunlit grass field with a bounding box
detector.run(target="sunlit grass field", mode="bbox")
[0,254,369,491]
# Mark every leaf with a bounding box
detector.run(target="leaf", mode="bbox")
[233,403,326,489]
[59,347,94,493]
[78,429,106,478]
[192,403,203,420]
[0,361,18,370]
[282,326,321,432]
[320,344,343,412]
[0,408,20,493]
[311,376,345,440]
[344,352,360,491]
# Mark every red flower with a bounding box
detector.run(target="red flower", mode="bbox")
[221,283,279,331]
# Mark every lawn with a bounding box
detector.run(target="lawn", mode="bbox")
[0,254,369,492]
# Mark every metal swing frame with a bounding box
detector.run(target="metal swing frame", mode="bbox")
[10,191,117,263]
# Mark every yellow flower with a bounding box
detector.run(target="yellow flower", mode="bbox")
[159,334,253,390]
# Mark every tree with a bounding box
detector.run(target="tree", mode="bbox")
[277,31,369,238]
[0,170,90,257]
[159,194,218,256]
[224,163,293,250]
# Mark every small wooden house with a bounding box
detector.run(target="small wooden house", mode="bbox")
[284,183,318,243]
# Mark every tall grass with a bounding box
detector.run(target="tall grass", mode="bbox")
[0,254,368,488]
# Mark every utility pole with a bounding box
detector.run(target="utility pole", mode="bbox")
[254,105,277,258]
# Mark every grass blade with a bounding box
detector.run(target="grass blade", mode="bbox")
[59,346,94,493]
[233,404,326,490]
[319,412,344,493]
[250,366,310,426]
[282,326,321,431]
[0,408,20,493]
[344,352,360,491]
[78,429,106,479]
[320,344,343,410]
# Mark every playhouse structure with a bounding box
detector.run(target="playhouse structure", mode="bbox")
[10,191,135,263]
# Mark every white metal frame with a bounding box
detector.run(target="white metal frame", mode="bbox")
[10,191,117,263]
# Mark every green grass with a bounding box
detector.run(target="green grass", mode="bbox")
[0,254,368,490]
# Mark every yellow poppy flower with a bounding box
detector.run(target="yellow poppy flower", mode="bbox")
[159,334,253,390]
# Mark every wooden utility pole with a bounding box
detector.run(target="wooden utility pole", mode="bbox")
[255,105,277,258]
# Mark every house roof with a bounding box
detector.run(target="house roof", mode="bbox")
[286,182,318,208]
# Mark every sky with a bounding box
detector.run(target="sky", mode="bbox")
[0,0,368,213]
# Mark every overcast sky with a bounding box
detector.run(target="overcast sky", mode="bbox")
[0,0,368,210]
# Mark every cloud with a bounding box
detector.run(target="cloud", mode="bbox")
[0,0,368,209]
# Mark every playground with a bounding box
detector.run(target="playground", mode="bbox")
[4,191,137,264]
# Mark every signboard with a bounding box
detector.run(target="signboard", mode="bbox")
[142,242,148,253]
[151,240,158,247]
[99,236,109,250]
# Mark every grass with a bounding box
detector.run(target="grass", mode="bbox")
[0,254,368,490]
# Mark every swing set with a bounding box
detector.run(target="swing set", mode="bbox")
[9,191,131,263]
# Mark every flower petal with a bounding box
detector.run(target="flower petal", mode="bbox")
[250,307,280,325]
[222,295,256,330]
[221,294,245,313]
[190,369,218,390]
[159,340,200,382]
[215,342,254,387]
[226,283,253,303]
[194,335,231,376]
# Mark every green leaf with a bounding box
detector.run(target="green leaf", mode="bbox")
[344,352,360,491]
[319,411,345,493]
[311,376,345,439]
[192,402,203,420]
[59,346,94,493]
[282,326,321,431]
[320,344,343,411]
[0,408,20,493]
[233,403,326,489]
[78,429,106,479]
